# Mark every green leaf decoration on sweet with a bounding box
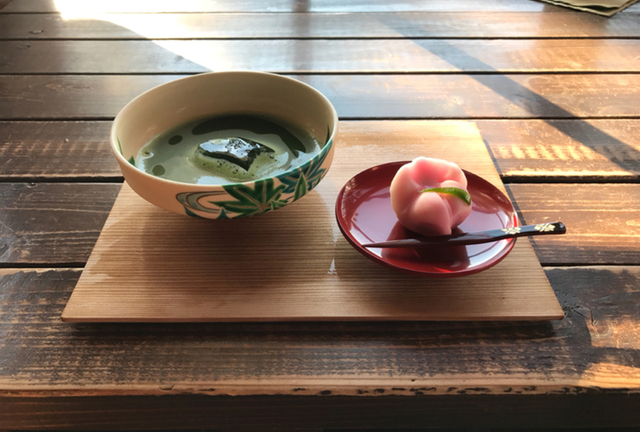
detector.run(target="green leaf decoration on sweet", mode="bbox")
[211,178,287,218]
[278,141,332,194]
[128,156,136,166]
[419,187,471,206]
[217,208,230,219]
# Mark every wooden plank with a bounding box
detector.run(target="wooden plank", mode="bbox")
[1,393,640,430]
[507,184,640,265]
[1,266,639,395]
[0,75,177,119]
[2,12,640,39]
[0,0,14,11]
[0,181,638,267]
[0,0,572,14]
[0,121,118,180]
[2,120,639,182]
[477,119,640,181]
[0,183,120,265]
[2,74,640,120]
[3,39,640,74]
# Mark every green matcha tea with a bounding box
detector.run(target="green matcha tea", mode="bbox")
[136,114,322,185]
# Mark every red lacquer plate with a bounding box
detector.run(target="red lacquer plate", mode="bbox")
[335,162,519,278]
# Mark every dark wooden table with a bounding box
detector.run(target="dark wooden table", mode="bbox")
[1,0,640,430]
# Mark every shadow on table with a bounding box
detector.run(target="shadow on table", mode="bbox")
[0,256,638,406]
[374,12,640,175]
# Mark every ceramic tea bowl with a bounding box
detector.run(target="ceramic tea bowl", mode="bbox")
[111,71,338,219]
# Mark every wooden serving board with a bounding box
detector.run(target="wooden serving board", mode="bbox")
[62,121,564,322]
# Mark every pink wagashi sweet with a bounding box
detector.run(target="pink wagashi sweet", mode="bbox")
[389,157,472,236]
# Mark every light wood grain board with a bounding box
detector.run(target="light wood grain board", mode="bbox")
[62,121,563,322]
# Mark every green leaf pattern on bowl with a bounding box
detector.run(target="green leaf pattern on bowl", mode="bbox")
[215,179,288,217]
[117,136,136,166]
[278,140,331,195]
[176,139,333,219]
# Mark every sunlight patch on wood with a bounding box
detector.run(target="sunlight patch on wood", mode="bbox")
[503,168,635,176]
[54,1,221,72]
[578,363,640,389]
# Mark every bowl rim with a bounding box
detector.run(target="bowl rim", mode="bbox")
[110,70,339,189]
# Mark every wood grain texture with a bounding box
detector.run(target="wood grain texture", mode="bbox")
[477,119,640,181]
[0,0,573,13]
[507,184,640,265]
[0,0,637,428]
[0,0,14,11]
[1,267,639,396]
[2,74,640,120]
[2,394,640,430]
[0,121,118,180]
[2,120,639,181]
[62,121,562,322]
[63,184,559,322]
[1,182,635,267]
[0,183,120,265]
[2,12,640,39]
[3,39,640,73]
